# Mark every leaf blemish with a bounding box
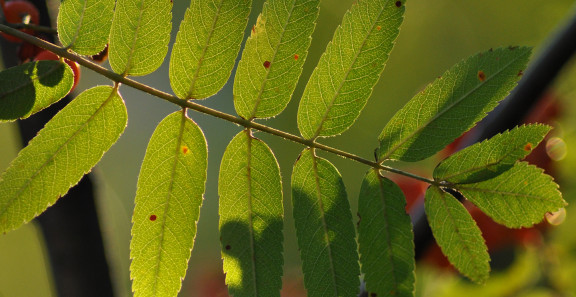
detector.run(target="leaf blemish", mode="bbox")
[251,25,256,34]
[294,54,299,60]
[518,70,524,76]
[370,293,378,297]
[395,1,402,7]
[181,145,189,154]
[263,61,271,69]
[149,214,157,221]
[225,245,231,250]
[524,143,533,151]
[376,25,382,31]
[477,70,486,82]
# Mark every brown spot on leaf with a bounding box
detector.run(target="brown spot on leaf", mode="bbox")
[395,1,402,7]
[182,146,189,154]
[294,54,299,60]
[478,70,486,82]
[225,245,231,250]
[376,25,382,31]
[149,215,157,221]
[524,143,533,151]
[518,70,524,76]
[252,25,256,34]
[370,293,378,297]
[263,60,271,69]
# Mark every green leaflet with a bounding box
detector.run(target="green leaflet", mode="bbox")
[297,0,405,139]
[131,111,207,297]
[233,0,320,119]
[425,187,490,284]
[0,60,73,122]
[434,124,551,184]
[219,130,283,297]
[0,86,127,234]
[57,0,115,55]
[455,162,565,228]
[378,47,531,162]
[358,170,415,297]
[291,149,359,297]
[170,0,251,99]
[109,0,172,76]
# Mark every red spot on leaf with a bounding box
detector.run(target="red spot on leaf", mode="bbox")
[182,146,189,154]
[376,25,382,31]
[149,215,157,221]
[251,25,256,34]
[294,54,299,60]
[478,70,486,82]
[518,70,524,76]
[524,143,533,151]
[263,60,271,69]
[395,1,402,7]
[225,245,231,250]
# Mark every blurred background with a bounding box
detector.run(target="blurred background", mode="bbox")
[1,0,576,296]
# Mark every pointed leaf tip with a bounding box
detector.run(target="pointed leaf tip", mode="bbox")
[378,47,532,162]
[425,187,490,284]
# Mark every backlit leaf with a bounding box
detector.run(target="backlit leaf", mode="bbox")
[219,130,283,297]
[0,60,73,122]
[434,124,551,184]
[425,187,490,284]
[170,0,251,99]
[291,149,359,296]
[109,0,172,76]
[131,111,207,297]
[455,162,565,228]
[358,169,415,297]
[297,0,405,139]
[57,0,115,55]
[234,0,320,119]
[378,47,531,162]
[0,86,127,234]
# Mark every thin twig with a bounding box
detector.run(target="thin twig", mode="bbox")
[0,24,439,185]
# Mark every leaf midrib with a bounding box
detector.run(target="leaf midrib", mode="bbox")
[310,151,339,296]
[185,0,225,99]
[249,0,298,119]
[68,0,88,48]
[122,0,146,76]
[0,88,118,221]
[244,130,259,296]
[149,111,187,296]
[379,49,529,162]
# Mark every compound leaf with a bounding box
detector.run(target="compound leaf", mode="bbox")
[297,0,405,139]
[109,0,172,76]
[234,0,320,119]
[378,47,531,162]
[0,60,73,122]
[291,149,360,296]
[358,169,415,297]
[434,124,551,184]
[57,0,115,55]
[170,0,251,99]
[219,130,284,297]
[425,187,490,284]
[131,111,207,297]
[0,86,127,234]
[455,162,565,228]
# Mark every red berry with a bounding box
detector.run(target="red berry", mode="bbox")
[35,50,81,93]
[1,0,40,43]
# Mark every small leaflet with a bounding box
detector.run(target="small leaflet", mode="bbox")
[425,187,490,284]
[0,60,73,122]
